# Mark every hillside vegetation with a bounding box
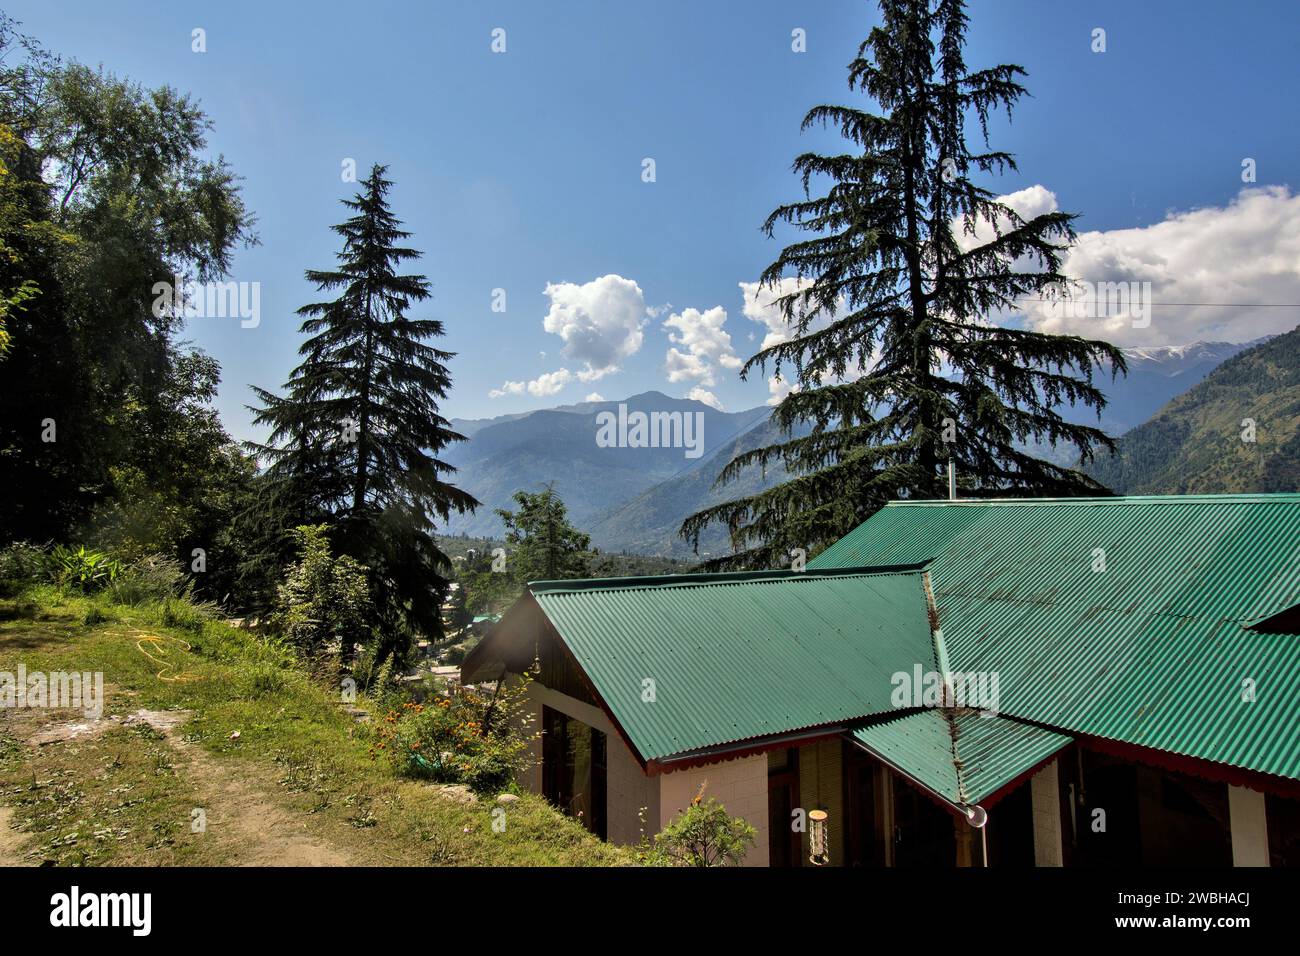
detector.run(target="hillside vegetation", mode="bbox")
[1088,326,1300,494]
[0,584,633,867]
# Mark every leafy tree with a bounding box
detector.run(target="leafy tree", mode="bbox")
[682,0,1124,567]
[248,165,477,660]
[496,486,591,583]
[0,20,256,550]
[272,524,374,662]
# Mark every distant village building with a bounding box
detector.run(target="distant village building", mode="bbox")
[464,494,1300,866]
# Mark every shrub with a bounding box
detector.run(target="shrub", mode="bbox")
[371,675,535,794]
[272,525,375,661]
[46,545,122,592]
[0,542,48,592]
[159,596,217,633]
[654,784,758,867]
[109,553,189,605]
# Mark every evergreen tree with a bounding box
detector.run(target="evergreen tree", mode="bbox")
[496,486,591,582]
[249,165,477,657]
[682,0,1124,568]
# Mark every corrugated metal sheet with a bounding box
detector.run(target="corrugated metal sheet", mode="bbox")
[813,495,1300,781]
[850,710,1073,806]
[531,567,937,762]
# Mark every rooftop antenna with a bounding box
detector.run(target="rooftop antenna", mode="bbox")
[948,458,957,501]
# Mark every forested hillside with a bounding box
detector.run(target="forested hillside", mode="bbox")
[1088,326,1300,494]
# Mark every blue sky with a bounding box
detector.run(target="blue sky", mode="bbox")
[10,0,1300,439]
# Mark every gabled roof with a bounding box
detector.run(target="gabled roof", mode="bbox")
[849,710,1073,808]
[464,565,938,763]
[812,494,1300,782]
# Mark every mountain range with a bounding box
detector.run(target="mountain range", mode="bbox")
[443,338,1271,556]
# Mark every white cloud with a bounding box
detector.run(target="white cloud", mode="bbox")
[664,347,716,384]
[766,374,799,406]
[955,183,1060,254]
[739,278,844,352]
[1020,186,1300,346]
[542,274,649,380]
[526,368,573,397]
[687,387,724,410]
[584,392,605,402]
[489,368,574,399]
[662,306,743,387]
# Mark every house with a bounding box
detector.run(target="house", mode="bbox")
[461,494,1300,866]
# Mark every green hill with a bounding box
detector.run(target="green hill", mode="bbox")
[1088,326,1300,494]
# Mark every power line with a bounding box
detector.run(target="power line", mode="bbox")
[1011,299,1300,308]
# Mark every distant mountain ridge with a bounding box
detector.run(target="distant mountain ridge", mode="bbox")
[441,392,770,541]
[443,339,1263,555]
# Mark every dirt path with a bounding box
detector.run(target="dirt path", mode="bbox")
[9,710,354,867]
[127,711,354,867]
[0,804,31,866]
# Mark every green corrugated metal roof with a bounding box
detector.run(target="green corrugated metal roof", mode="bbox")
[813,494,1300,782]
[528,566,937,762]
[850,711,1073,806]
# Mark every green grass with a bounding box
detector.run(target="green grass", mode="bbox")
[0,586,634,866]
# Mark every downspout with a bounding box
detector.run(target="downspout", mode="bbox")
[922,570,955,706]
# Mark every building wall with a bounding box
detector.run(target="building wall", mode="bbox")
[1030,759,1064,866]
[658,753,770,867]
[521,682,659,846]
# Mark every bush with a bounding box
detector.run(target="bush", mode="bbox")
[654,784,758,867]
[0,542,48,592]
[46,545,122,592]
[159,596,217,633]
[272,525,375,661]
[109,553,189,605]
[371,675,535,794]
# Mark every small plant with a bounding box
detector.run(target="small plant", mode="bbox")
[82,604,114,626]
[47,545,122,593]
[654,784,757,867]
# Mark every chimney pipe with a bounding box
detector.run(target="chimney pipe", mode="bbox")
[948,459,956,501]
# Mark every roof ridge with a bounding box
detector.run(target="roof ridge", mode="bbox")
[526,561,931,594]
[887,492,1300,507]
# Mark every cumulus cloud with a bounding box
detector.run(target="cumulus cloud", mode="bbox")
[766,373,798,406]
[738,277,848,353]
[584,392,605,403]
[661,306,743,387]
[664,347,715,384]
[489,368,573,398]
[525,368,573,397]
[954,183,1060,254]
[687,387,724,410]
[1021,186,1300,346]
[542,274,649,380]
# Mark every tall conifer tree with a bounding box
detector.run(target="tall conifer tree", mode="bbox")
[682,0,1124,567]
[249,165,476,655]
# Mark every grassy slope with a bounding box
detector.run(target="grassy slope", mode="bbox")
[0,587,633,867]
